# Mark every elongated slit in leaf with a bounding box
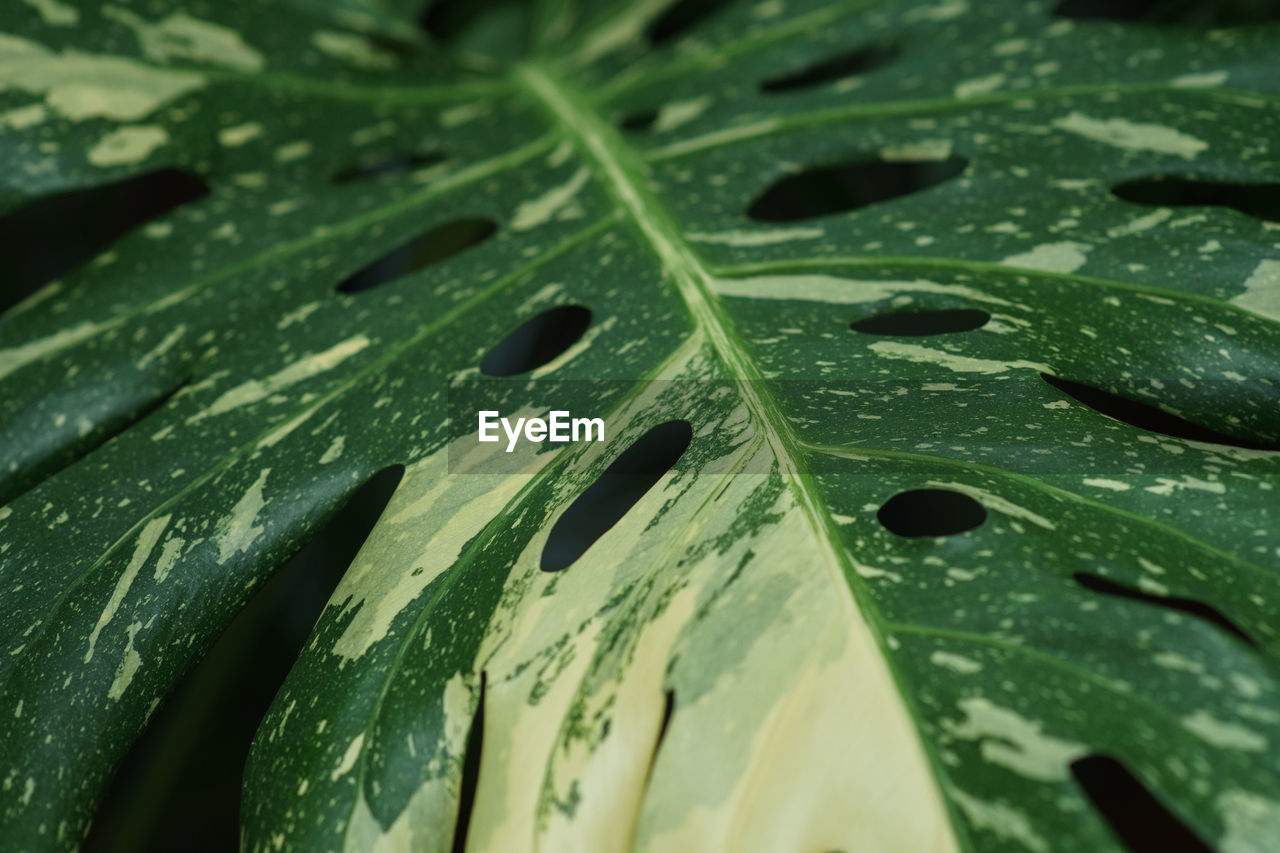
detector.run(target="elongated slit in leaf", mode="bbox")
[645,689,675,784]
[877,488,987,537]
[1073,572,1255,646]
[85,464,404,852]
[1071,755,1213,853]
[0,169,209,314]
[452,671,486,853]
[541,420,693,571]
[0,376,191,508]
[646,0,734,44]
[1112,176,1280,223]
[481,304,593,376]
[851,308,990,336]
[1053,0,1280,27]
[746,158,967,222]
[1040,374,1279,450]
[337,217,496,293]
[332,151,447,183]
[761,42,900,92]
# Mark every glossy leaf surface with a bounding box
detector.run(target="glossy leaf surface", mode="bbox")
[2,1,1279,851]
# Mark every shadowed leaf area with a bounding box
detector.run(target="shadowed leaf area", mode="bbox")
[1053,0,1280,27]
[0,170,208,314]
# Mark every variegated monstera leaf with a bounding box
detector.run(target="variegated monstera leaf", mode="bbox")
[3,0,1280,850]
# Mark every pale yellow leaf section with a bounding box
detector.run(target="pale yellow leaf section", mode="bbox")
[644,620,950,852]
[0,33,204,122]
[102,5,265,71]
[636,452,952,852]
[289,334,957,851]
[329,419,557,663]
[462,383,746,851]
[453,356,953,852]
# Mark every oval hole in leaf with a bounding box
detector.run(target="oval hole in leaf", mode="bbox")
[337,217,496,293]
[1,169,209,314]
[851,308,990,336]
[746,157,967,222]
[85,464,404,852]
[646,0,734,44]
[618,108,659,132]
[332,151,447,183]
[761,42,900,92]
[1071,755,1213,853]
[875,489,983,535]
[541,420,693,572]
[1053,0,1280,26]
[1112,175,1280,222]
[877,488,986,537]
[480,304,593,376]
[1040,374,1278,450]
[1073,572,1255,646]
[451,671,485,853]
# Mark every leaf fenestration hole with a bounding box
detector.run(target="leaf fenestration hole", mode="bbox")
[480,304,593,377]
[1040,374,1278,451]
[541,421,693,572]
[644,689,676,786]
[1,169,209,314]
[877,488,987,537]
[85,464,405,852]
[618,108,659,132]
[1053,0,1280,27]
[850,308,990,336]
[1071,755,1213,853]
[451,671,486,853]
[646,0,734,44]
[761,42,900,92]
[746,158,967,222]
[655,690,675,756]
[1111,175,1280,223]
[1072,572,1255,646]
[332,151,448,183]
[336,217,496,293]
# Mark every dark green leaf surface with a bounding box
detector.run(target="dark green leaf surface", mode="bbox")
[2,0,1279,850]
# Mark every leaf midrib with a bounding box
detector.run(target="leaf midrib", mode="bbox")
[514,58,964,845]
[513,62,860,628]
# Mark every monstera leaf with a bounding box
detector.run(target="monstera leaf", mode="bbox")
[3,0,1280,849]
